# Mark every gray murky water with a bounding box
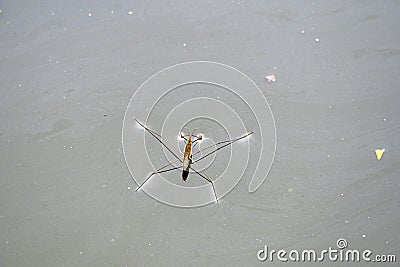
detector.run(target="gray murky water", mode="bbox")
[1,1,399,266]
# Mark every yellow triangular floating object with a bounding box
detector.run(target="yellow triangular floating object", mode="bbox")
[375,148,385,160]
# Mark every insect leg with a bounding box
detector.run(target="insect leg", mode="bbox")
[136,165,181,191]
[190,167,218,203]
[134,117,183,159]
[180,132,188,142]
[191,134,203,150]
[192,132,254,164]
[135,158,182,191]
[192,141,233,164]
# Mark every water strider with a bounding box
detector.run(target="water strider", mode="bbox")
[133,117,253,203]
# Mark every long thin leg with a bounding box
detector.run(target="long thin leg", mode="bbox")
[193,141,234,164]
[135,158,181,190]
[190,167,218,203]
[191,135,203,151]
[134,117,183,160]
[180,134,188,142]
[136,165,181,191]
[192,132,254,163]
[193,136,202,142]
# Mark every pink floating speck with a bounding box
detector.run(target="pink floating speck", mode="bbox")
[265,74,276,83]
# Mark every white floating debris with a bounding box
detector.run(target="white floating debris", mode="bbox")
[88,13,92,17]
[300,29,305,34]
[127,186,131,190]
[287,188,294,193]
[375,148,385,160]
[265,74,276,83]
[340,137,345,141]
[0,9,2,15]
[362,234,366,238]
[314,38,320,43]
[79,251,83,255]
[128,10,133,15]
[6,20,10,25]
[340,193,344,196]
[18,84,22,88]
[110,10,114,14]
[383,118,387,121]
[182,42,187,47]
[51,12,55,16]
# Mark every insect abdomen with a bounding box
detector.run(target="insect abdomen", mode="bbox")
[182,170,189,181]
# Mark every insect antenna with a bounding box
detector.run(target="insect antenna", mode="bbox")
[191,128,198,136]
